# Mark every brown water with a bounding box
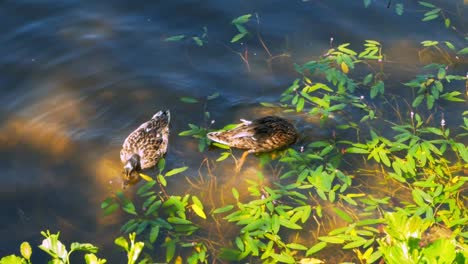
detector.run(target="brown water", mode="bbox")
[0,0,466,262]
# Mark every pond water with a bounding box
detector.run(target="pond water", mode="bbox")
[0,0,466,262]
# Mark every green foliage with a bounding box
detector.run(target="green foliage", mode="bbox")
[215,173,313,263]
[0,230,120,264]
[378,212,467,264]
[101,159,208,263]
[165,26,208,46]
[231,14,251,43]
[404,62,465,110]
[114,233,144,264]
[3,4,468,264]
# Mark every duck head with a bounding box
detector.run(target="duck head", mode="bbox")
[122,154,141,188]
[152,110,171,126]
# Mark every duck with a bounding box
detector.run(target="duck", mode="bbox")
[207,116,298,171]
[120,110,170,188]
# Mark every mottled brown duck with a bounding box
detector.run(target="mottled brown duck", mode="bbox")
[207,116,298,171]
[120,110,170,188]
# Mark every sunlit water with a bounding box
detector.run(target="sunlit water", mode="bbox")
[0,0,466,262]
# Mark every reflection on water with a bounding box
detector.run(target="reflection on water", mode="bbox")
[0,0,466,262]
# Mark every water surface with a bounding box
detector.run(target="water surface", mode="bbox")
[0,0,466,262]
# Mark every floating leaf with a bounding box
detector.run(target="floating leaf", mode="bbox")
[444,18,451,28]
[333,208,353,223]
[457,47,468,55]
[231,32,247,43]
[306,241,327,256]
[232,14,252,24]
[395,3,404,15]
[165,35,185,42]
[192,37,203,46]
[165,166,188,177]
[287,243,308,250]
[180,97,199,103]
[422,14,439,21]
[213,205,234,214]
[419,1,436,8]
[318,236,345,244]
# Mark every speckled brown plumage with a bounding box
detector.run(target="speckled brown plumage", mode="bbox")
[120,110,170,187]
[207,116,298,153]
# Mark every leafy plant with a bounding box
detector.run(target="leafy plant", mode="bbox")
[102,159,208,263]
[230,14,252,43]
[165,26,208,47]
[0,230,114,264]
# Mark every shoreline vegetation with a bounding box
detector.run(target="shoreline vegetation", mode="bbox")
[2,1,467,263]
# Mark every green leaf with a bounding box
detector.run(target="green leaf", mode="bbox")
[419,1,436,8]
[165,35,185,42]
[145,200,162,216]
[232,188,239,200]
[168,217,193,225]
[114,237,129,251]
[412,94,424,107]
[363,73,373,85]
[165,238,176,263]
[192,37,203,46]
[103,202,119,215]
[296,97,305,112]
[158,158,166,171]
[157,174,167,187]
[149,225,159,243]
[279,217,302,229]
[165,166,188,177]
[192,204,207,219]
[444,41,455,50]
[212,142,231,150]
[70,243,98,253]
[444,18,451,28]
[395,3,404,15]
[343,239,367,249]
[337,43,357,56]
[286,243,308,250]
[271,253,295,263]
[318,236,345,244]
[457,47,468,55]
[437,67,446,79]
[346,147,369,154]
[20,242,32,260]
[0,255,25,264]
[306,241,327,256]
[231,14,252,24]
[231,32,247,43]
[333,208,353,223]
[213,205,234,214]
[180,97,199,103]
[422,14,439,21]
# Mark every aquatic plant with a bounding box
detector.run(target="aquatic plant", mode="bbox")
[0,231,142,264]
[101,159,209,263]
[2,1,467,263]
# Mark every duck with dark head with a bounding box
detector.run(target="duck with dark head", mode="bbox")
[207,115,298,171]
[120,110,170,188]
